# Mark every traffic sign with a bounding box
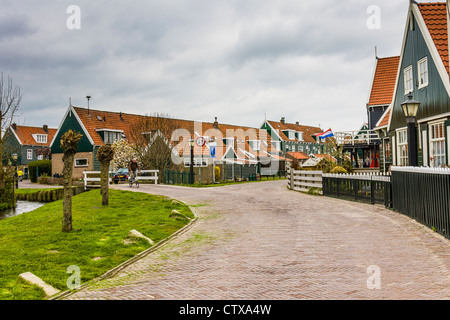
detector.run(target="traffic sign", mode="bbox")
[196,136,206,147]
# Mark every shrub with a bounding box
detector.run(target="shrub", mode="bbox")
[214,166,220,181]
[28,160,52,183]
[330,166,348,174]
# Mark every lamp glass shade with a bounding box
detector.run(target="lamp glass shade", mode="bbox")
[11,153,18,160]
[188,139,195,147]
[401,98,420,117]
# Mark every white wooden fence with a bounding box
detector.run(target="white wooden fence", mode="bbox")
[288,170,323,194]
[83,170,159,189]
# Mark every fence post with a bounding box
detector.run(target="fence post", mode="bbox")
[370,178,375,205]
[290,169,294,190]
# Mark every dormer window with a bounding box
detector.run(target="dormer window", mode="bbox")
[97,129,123,144]
[33,134,47,144]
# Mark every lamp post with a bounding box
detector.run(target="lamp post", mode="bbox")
[401,94,420,167]
[11,153,18,189]
[188,139,195,184]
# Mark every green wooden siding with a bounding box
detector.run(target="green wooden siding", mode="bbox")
[390,15,450,132]
[51,108,94,154]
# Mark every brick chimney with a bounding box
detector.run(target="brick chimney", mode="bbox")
[11,123,17,130]
[280,117,285,125]
[43,124,48,132]
[295,121,299,126]
[213,117,219,129]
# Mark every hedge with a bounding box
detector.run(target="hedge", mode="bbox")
[28,160,52,183]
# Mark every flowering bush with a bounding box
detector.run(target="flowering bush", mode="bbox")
[110,139,138,170]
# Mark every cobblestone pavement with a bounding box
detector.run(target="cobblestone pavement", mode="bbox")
[66,180,450,300]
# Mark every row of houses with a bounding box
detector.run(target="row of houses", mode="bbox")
[2,104,331,180]
[357,1,450,172]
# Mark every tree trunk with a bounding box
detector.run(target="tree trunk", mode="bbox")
[100,161,109,206]
[62,153,74,232]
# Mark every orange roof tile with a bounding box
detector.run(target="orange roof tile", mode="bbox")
[418,2,449,73]
[267,120,322,143]
[12,125,57,146]
[285,151,310,160]
[72,106,273,159]
[368,56,400,106]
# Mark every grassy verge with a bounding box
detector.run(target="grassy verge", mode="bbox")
[0,188,194,300]
[15,188,61,194]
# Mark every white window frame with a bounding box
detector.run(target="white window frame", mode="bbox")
[417,57,429,89]
[429,121,446,168]
[27,149,33,160]
[404,65,413,94]
[397,129,408,166]
[75,158,88,167]
[247,140,261,151]
[33,134,48,144]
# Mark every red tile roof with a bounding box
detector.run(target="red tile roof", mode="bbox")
[267,120,323,143]
[285,151,310,160]
[72,106,272,160]
[418,2,449,73]
[368,56,400,106]
[12,125,57,146]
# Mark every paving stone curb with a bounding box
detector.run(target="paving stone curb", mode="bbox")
[50,199,199,300]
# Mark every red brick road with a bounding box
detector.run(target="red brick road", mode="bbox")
[66,180,450,300]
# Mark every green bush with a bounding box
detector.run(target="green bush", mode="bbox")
[28,160,52,183]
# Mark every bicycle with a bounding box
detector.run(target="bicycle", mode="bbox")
[129,172,140,188]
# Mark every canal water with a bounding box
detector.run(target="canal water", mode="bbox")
[0,201,45,220]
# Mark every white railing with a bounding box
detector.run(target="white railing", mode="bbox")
[335,130,379,146]
[390,166,450,175]
[138,170,159,184]
[83,170,159,189]
[83,171,113,189]
[323,172,391,182]
[288,170,323,194]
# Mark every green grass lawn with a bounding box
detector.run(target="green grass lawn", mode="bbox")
[0,188,194,300]
[15,188,61,194]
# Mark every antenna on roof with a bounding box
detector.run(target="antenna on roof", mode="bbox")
[69,97,72,106]
[375,46,378,59]
[86,95,91,115]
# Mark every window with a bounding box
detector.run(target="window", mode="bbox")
[75,158,88,167]
[430,122,446,167]
[27,149,33,160]
[404,65,413,94]
[102,131,122,144]
[397,130,408,166]
[271,141,281,151]
[223,137,234,146]
[418,57,428,88]
[247,140,260,151]
[299,146,304,152]
[37,155,43,160]
[35,134,47,143]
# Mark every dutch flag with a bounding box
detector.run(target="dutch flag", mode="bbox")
[316,128,334,139]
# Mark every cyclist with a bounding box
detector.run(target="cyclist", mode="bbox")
[128,158,141,183]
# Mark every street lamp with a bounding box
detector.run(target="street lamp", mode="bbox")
[11,153,18,189]
[188,138,195,184]
[401,94,420,166]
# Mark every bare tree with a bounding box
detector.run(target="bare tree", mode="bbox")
[0,73,22,189]
[128,113,181,182]
[97,144,114,206]
[60,130,83,233]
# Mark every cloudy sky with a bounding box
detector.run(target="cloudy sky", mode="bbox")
[0,0,433,133]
